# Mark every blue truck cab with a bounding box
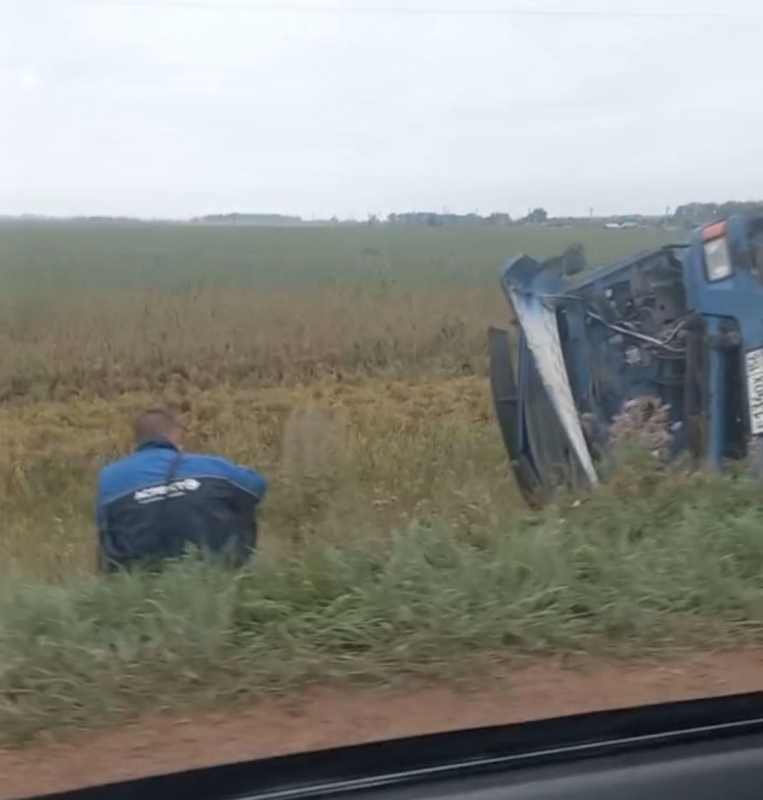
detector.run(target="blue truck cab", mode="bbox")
[489,214,763,504]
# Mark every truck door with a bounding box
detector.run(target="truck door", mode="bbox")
[489,255,598,504]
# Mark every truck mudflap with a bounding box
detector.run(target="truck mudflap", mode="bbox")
[490,255,598,500]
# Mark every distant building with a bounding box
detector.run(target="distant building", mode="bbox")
[603,221,638,230]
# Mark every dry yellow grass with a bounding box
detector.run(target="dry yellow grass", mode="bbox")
[1,238,519,580]
[1,286,506,402]
[4,224,676,579]
[1,376,520,581]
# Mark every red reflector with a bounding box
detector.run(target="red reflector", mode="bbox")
[703,221,728,241]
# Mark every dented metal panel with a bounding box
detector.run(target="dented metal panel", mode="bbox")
[506,286,598,486]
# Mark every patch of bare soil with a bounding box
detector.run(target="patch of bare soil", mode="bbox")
[4,649,763,800]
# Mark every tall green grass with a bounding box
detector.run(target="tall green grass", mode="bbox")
[3,454,763,744]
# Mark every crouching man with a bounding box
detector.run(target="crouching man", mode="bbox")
[96,408,267,573]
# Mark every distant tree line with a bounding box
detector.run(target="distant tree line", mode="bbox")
[385,208,551,227]
[385,202,763,230]
[672,201,763,228]
[386,212,512,227]
[10,202,763,230]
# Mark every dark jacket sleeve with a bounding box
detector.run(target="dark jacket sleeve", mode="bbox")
[218,458,268,502]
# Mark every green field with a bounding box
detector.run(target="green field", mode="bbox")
[0,221,676,293]
[0,222,677,403]
[5,457,763,744]
[6,220,755,747]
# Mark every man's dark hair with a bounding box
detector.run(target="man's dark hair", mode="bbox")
[134,408,182,445]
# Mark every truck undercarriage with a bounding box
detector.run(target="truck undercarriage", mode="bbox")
[489,215,763,505]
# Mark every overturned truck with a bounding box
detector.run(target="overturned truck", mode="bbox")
[489,214,763,505]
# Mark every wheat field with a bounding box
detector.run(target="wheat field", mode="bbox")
[9,221,763,744]
[1,222,675,580]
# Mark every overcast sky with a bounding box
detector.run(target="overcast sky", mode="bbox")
[3,0,763,219]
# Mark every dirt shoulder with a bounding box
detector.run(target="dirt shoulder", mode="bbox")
[5,648,763,800]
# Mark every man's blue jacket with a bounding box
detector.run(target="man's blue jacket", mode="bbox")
[96,438,268,570]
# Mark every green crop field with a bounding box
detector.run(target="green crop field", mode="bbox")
[7,220,758,748]
[0,220,675,293]
[0,222,677,402]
